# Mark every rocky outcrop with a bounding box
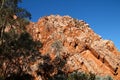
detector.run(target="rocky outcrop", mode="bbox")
[0,15,119,80]
[26,15,120,80]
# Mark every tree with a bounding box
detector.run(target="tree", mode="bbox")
[0,0,31,45]
[0,1,34,79]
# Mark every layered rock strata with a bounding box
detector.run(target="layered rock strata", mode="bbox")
[26,15,120,80]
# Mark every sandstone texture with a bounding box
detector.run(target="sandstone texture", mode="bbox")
[26,15,120,80]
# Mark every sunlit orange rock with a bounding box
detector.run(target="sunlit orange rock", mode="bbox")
[26,15,120,80]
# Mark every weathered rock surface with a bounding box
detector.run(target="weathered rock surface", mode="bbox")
[0,15,119,80]
[26,15,120,80]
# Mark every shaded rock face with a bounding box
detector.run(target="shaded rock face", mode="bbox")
[26,15,120,80]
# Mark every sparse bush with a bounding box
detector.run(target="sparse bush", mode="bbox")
[67,71,113,80]
[67,71,90,80]
[51,40,63,57]
[95,75,113,80]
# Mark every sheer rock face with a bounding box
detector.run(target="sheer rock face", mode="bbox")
[26,15,120,80]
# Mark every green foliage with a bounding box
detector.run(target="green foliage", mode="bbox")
[0,0,31,45]
[0,31,42,53]
[0,31,42,79]
[0,0,42,80]
[95,75,113,80]
[67,72,91,80]
[47,71,113,80]
[67,72,113,80]
[0,76,4,80]
[66,71,113,80]
[50,74,67,80]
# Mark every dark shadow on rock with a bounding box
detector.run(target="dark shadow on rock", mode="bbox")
[0,31,67,80]
[35,55,67,80]
[5,73,34,80]
[0,31,42,80]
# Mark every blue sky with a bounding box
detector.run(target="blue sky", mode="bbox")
[19,0,120,50]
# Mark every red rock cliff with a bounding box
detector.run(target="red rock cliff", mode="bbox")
[26,15,120,80]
